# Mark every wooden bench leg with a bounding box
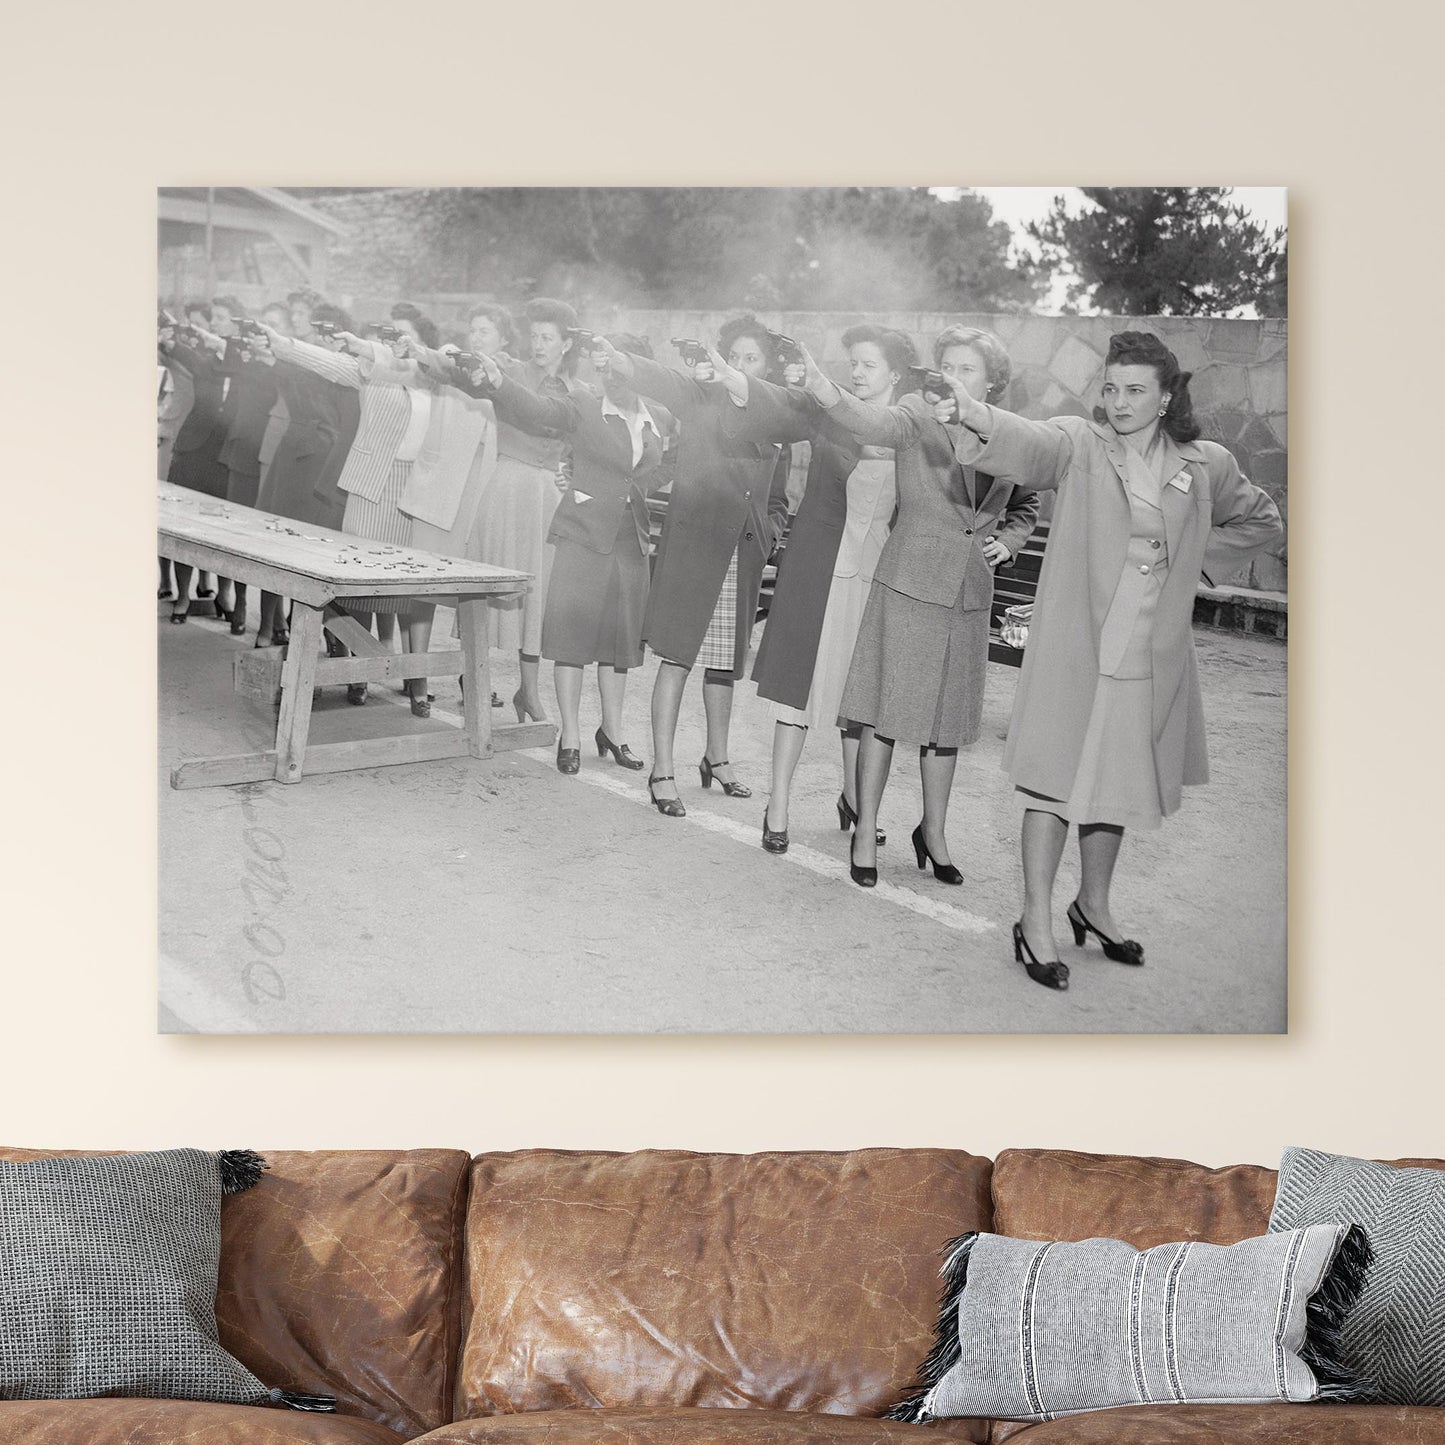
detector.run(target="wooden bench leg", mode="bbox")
[273,603,325,783]
[456,598,494,760]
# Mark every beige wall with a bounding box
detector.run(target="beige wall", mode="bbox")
[5,1,1440,1169]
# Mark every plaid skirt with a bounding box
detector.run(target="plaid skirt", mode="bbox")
[692,549,739,672]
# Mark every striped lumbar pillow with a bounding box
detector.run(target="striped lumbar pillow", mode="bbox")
[1269,1147,1445,1406]
[888,1224,1372,1424]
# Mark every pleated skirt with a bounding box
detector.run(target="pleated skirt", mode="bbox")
[838,580,989,748]
[338,461,431,618]
[468,454,561,654]
[541,539,648,670]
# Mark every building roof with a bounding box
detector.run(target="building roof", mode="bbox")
[158,187,349,237]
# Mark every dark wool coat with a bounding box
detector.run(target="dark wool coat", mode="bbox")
[627,354,790,676]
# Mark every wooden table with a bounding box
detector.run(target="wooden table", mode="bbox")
[159,482,556,788]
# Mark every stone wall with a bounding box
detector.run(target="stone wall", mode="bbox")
[347,296,1290,591]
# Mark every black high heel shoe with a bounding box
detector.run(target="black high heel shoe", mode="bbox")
[596,726,645,770]
[836,793,886,847]
[169,604,190,625]
[556,742,580,775]
[1013,921,1069,991]
[213,597,232,621]
[911,823,963,886]
[1067,900,1145,965]
[648,775,686,817]
[848,836,877,888]
[700,756,751,798]
[229,601,247,636]
[762,803,789,855]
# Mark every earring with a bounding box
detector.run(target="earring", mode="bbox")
[1158,407,1167,416]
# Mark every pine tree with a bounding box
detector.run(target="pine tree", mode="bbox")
[1027,188,1286,317]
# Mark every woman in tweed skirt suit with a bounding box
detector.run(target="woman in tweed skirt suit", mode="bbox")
[798,329,1039,889]
[267,321,440,716]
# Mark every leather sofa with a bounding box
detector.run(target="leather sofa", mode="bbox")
[1,1146,1441,1443]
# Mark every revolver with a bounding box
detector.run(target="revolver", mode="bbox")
[909,365,959,421]
[671,337,711,366]
[767,330,804,369]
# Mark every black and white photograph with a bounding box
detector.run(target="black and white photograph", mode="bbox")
[156,185,1287,1034]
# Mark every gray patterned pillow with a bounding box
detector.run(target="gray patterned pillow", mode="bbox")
[888,1224,1373,1424]
[0,1148,332,1411]
[1269,1146,1445,1406]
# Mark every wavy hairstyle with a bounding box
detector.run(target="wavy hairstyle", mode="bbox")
[524,297,581,375]
[933,325,1011,403]
[390,301,440,349]
[841,324,918,386]
[1097,330,1202,443]
[716,312,774,360]
[466,300,518,353]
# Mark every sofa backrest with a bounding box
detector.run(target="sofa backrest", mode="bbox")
[455,1147,994,1420]
[1,1147,471,1439]
[990,1147,1445,1247]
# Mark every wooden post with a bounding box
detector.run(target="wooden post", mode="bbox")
[456,598,494,760]
[272,604,325,783]
[204,187,215,294]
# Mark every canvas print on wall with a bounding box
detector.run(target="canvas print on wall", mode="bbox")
[156,185,1287,1034]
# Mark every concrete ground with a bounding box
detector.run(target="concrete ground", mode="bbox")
[158,604,1286,1035]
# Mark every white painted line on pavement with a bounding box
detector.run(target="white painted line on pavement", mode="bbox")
[392,694,996,936]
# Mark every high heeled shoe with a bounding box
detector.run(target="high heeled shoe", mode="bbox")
[911,823,963,886]
[556,742,580,775]
[169,604,190,625]
[1067,900,1145,965]
[700,756,751,798]
[596,726,645,770]
[410,695,432,719]
[1013,921,1070,991]
[513,688,545,724]
[229,601,248,636]
[762,803,789,854]
[648,775,686,817]
[836,793,886,847]
[213,597,232,621]
[849,836,877,888]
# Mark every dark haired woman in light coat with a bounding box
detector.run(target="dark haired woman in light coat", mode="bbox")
[948,330,1283,991]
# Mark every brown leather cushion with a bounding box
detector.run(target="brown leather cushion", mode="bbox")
[1,1148,471,1440]
[990,1402,1445,1442]
[991,1148,1445,1250]
[457,1149,993,1423]
[0,1399,406,1444]
[990,1149,1279,1247]
[422,1407,986,1443]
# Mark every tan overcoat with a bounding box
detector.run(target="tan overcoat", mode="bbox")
[955,409,1283,812]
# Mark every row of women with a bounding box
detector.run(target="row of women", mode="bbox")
[159,300,1282,993]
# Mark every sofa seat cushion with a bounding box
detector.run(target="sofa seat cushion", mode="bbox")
[415,1407,988,1443]
[989,1402,1445,1442]
[0,1399,407,1444]
[459,1149,994,1419]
